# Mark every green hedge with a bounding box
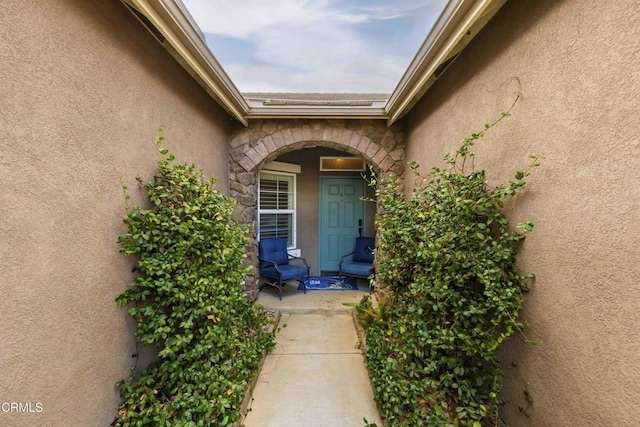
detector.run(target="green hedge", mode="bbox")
[113,135,274,426]
[360,110,541,426]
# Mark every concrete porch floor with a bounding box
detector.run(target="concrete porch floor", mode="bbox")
[254,279,372,313]
[243,281,382,426]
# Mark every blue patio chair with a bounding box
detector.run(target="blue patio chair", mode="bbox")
[338,236,375,293]
[258,238,310,300]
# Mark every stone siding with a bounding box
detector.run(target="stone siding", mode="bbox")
[228,119,405,299]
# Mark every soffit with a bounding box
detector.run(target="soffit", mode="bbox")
[121,0,507,126]
[243,93,390,120]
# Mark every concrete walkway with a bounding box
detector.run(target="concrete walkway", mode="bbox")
[243,287,382,426]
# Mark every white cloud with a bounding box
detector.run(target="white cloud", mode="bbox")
[181,0,330,39]
[336,0,443,23]
[225,52,404,93]
[180,0,447,92]
[242,24,406,92]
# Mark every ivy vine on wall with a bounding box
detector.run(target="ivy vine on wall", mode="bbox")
[359,95,542,426]
[113,133,274,426]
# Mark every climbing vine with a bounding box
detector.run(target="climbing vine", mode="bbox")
[113,133,274,426]
[359,99,541,426]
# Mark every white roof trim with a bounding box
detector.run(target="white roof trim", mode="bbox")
[122,0,249,125]
[122,0,506,126]
[385,0,508,125]
[246,106,389,120]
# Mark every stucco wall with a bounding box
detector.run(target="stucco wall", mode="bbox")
[0,0,231,425]
[404,0,639,425]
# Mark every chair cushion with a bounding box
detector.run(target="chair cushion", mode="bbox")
[340,261,374,277]
[261,264,308,281]
[259,238,289,266]
[353,237,375,263]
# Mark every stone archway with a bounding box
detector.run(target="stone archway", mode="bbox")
[228,119,405,300]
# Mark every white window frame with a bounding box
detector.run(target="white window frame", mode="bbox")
[258,171,297,249]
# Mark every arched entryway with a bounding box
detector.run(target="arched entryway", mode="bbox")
[228,120,405,300]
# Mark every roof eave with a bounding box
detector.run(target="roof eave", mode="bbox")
[121,0,250,125]
[123,0,507,127]
[385,0,508,125]
[246,106,388,121]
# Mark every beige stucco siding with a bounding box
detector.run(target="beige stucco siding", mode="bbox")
[405,0,639,425]
[0,0,231,425]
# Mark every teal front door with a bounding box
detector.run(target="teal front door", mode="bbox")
[319,177,365,274]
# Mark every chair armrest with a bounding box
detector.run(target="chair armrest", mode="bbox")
[338,251,355,267]
[288,255,310,269]
[258,257,282,273]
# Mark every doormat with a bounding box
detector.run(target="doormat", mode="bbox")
[298,276,358,291]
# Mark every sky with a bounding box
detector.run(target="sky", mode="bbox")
[180,0,449,93]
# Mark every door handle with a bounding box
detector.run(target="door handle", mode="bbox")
[358,219,363,237]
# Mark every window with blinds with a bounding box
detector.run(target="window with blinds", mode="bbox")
[258,172,295,247]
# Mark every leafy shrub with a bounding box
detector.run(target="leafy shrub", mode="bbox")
[360,110,541,426]
[113,134,274,426]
